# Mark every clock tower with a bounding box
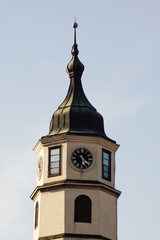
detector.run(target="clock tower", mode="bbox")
[31,22,121,240]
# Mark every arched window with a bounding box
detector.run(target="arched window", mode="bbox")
[35,202,39,229]
[74,195,91,223]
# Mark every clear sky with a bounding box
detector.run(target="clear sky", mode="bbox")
[0,1,160,240]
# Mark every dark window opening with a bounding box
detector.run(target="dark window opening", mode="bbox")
[102,149,111,181]
[74,195,91,223]
[35,202,39,229]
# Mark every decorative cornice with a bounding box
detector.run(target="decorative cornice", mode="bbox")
[30,179,121,200]
[33,134,119,153]
[39,233,111,240]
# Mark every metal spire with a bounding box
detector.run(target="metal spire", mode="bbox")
[49,22,113,142]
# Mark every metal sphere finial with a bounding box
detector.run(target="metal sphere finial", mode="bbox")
[72,22,78,29]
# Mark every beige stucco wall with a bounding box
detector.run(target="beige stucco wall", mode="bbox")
[33,190,65,240]
[65,188,117,240]
[32,135,119,240]
[33,193,41,240]
[33,188,117,240]
[36,142,68,186]
[100,191,117,239]
[34,135,118,188]
[67,140,116,188]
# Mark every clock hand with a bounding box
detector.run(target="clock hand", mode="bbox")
[80,155,89,165]
[80,155,85,165]
[80,156,85,165]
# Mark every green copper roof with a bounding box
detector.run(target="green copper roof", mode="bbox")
[49,22,114,142]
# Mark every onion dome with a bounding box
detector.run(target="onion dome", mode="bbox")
[49,22,114,142]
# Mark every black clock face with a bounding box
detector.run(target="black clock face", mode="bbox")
[71,148,93,169]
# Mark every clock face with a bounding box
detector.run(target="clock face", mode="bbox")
[37,157,43,179]
[71,148,93,170]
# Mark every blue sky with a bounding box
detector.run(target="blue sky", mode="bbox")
[0,1,160,239]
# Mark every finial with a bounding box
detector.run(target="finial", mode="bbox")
[72,20,78,45]
[72,16,78,28]
[71,20,79,57]
[72,21,78,28]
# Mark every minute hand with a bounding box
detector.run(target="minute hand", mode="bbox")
[80,155,89,165]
